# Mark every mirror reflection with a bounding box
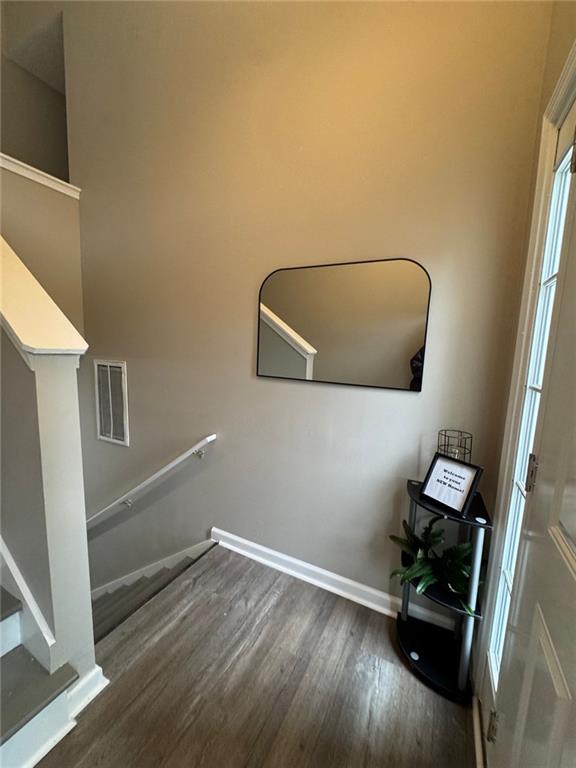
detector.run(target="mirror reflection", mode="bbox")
[257,259,431,391]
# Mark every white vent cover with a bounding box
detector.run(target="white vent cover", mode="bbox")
[94,360,129,446]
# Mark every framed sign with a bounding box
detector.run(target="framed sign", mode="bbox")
[421,452,483,516]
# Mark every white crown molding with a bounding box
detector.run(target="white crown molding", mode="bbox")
[211,527,453,631]
[0,153,81,199]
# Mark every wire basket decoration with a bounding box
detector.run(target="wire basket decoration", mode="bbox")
[437,429,473,464]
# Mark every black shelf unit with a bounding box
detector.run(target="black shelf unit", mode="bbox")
[400,552,482,619]
[396,480,492,704]
[397,615,472,704]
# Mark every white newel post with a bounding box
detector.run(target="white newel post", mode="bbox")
[31,354,108,709]
[2,235,108,715]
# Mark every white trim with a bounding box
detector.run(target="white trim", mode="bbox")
[0,611,21,657]
[0,237,88,358]
[260,302,317,379]
[90,540,213,599]
[0,689,76,768]
[548,525,576,581]
[0,153,81,199]
[87,435,217,529]
[0,535,56,650]
[211,528,453,630]
[260,304,317,357]
[546,41,576,124]
[472,697,486,768]
[486,648,499,704]
[556,99,576,165]
[93,360,130,447]
[66,665,109,718]
[534,605,571,700]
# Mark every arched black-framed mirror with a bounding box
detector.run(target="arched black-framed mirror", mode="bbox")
[257,258,431,391]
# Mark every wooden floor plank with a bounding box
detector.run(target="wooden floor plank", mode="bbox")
[39,546,473,768]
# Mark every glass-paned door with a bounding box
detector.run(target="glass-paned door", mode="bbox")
[487,146,573,689]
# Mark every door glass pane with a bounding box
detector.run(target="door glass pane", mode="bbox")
[494,593,511,677]
[515,388,540,489]
[502,484,525,579]
[542,152,571,279]
[527,282,556,389]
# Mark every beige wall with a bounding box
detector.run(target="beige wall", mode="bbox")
[1,1,69,180]
[60,2,554,589]
[0,167,84,331]
[0,56,68,181]
[261,260,429,389]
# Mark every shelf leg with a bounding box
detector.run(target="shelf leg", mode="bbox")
[401,498,418,622]
[400,581,410,622]
[457,525,485,691]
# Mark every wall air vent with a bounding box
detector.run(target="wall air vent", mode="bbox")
[94,360,129,446]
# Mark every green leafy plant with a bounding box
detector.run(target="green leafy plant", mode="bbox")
[390,518,475,615]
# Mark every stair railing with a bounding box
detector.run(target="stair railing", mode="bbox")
[1,235,95,678]
[259,303,317,380]
[86,433,217,531]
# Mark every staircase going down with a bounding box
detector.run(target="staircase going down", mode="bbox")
[0,587,78,754]
[92,553,207,643]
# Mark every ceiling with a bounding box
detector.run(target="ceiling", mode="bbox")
[4,11,66,94]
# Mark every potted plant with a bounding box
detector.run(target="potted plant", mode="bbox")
[390,517,474,615]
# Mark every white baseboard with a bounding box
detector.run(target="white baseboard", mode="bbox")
[0,688,75,768]
[91,540,213,600]
[67,665,109,718]
[0,611,21,657]
[473,696,487,768]
[211,528,453,631]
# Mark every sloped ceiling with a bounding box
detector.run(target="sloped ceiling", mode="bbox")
[3,11,65,94]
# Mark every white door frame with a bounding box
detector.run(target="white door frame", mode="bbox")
[475,42,576,706]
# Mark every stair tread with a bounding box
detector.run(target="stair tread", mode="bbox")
[0,646,78,744]
[92,584,131,618]
[166,558,194,579]
[93,577,153,626]
[93,576,161,642]
[93,561,193,643]
[93,583,144,626]
[0,587,21,621]
[144,567,183,593]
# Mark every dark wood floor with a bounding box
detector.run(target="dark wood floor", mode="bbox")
[40,546,473,767]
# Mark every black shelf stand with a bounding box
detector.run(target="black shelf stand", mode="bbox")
[396,480,492,704]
